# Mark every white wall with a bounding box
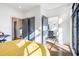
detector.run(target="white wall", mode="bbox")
[59,16,70,45]
[58,6,71,45]
[47,6,66,17]
[0,4,23,41]
[40,7,47,17]
[48,17,59,31]
[47,5,71,45]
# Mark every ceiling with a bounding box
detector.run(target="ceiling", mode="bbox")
[1,3,71,12]
[3,3,40,12]
[40,3,70,11]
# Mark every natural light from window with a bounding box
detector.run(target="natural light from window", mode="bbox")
[58,18,63,44]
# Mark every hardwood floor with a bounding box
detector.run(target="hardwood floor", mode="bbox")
[46,39,73,56]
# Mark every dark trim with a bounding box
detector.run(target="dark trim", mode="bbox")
[77,10,79,55]
[72,3,79,17]
[28,18,30,40]
[42,16,43,44]
[72,3,79,56]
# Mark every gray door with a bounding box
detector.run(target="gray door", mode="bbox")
[22,17,35,41]
[29,17,35,41]
[22,18,28,39]
[42,16,48,44]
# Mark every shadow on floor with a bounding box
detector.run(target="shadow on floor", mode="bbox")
[46,41,73,56]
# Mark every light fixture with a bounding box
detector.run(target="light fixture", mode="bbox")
[19,6,22,8]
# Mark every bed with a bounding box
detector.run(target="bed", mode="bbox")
[0,40,50,56]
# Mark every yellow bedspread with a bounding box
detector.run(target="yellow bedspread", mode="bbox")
[0,40,50,56]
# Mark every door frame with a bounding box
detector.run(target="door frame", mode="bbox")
[42,16,48,44]
[12,17,22,40]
